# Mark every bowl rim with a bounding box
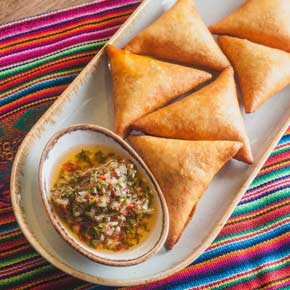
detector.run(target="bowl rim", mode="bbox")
[38,124,169,267]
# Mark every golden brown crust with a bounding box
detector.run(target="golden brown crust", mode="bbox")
[128,135,242,249]
[218,36,290,113]
[106,45,212,138]
[124,0,230,71]
[132,68,253,164]
[209,0,290,53]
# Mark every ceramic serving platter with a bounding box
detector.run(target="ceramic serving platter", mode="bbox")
[11,0,290,286]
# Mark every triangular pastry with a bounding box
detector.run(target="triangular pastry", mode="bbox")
[125,0,230,71]
[128,135,242,249]
[218,36,290,113]
[132,68,253,164]
[106,45,211,138]
[209,0,290,53]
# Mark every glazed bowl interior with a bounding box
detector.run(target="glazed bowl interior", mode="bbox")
[39,124,169,266]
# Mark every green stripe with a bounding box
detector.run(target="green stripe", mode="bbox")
[212,257,290,289]
[271,146,290,157]
[0,66,83,97]
[0,264,59,289]
[214,214,290,244]
[232,188,290,216]
[0,42,103,79]
[1,13,130,51]
[0,248,38,268]
[250,167,290,188]
[0,231,22,242]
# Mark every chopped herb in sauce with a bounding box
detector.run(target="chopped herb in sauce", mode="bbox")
[50,147,154,252]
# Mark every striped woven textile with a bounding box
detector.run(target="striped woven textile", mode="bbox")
[0,0,289,289]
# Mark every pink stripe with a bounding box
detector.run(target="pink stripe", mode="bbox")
[229,196,290,221]
[181,234,290,277]
[0,0,138,40]
[0,27,117,67]
[0,14,125,57]
[128,235,290,290]
[209,218,290,250]
[198,257,290,290]
[273,279,290,289]
[242,178,290,201]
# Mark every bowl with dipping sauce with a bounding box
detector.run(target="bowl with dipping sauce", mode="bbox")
[39,124,169,266]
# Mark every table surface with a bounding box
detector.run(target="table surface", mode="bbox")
[0,0,92,24]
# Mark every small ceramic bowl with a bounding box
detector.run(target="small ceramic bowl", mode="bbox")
[39,124,169,266]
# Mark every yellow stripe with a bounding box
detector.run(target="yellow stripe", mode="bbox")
[228,199,290,224]
[0,96,57,119]
[0,51,95,85]
[0,244,31,257]
[260,159,290,173]
[213,217,290,247]
[260,275,290,290]
[0,68,81,98]
[216,256,290,289]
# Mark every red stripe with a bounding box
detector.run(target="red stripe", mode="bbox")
[210,217,290,250]
[258,161,290,175]
[227,198,290,223]
[0,97,55,121]
[197,256,290,290]
[0,237,28,252]
[226,264,290,290]
[243,177,290,201]
[220,205,290,237]
[0,11,128,55]
[1,68,81,99]
[0,257,45,277]
[0,244,32,259]
[0,85,67,115]
[0,54,94,89]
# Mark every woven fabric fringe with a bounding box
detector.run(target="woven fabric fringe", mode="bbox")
[0,1,289,289]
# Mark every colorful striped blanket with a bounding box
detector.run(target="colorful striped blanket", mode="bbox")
[0,1,289,289]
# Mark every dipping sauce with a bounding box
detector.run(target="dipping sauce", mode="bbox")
[50,147,155,252]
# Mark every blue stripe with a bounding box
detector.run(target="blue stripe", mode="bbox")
[239,184,290,205]
[0,222,20,233]
[197,223,290,263]
[183,243,290,288]
[278,134,290,145]
[0,75,75,106]
[251,172,290,188]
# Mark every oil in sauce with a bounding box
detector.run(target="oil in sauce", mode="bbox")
[50,146,156,252]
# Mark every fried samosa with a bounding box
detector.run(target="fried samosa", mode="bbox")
[106,45,211,138]
[128,135,242,249]
[218,36,290,113]
[124,0,230,71]
[132,68,253,164]
[209,0,290,53]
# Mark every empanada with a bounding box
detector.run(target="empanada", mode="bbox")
[125,0,229,71]
[209,0,290,53]
[106,45,211,138]
[218,36,290,113]
[132,68,253,164]
[128,135,242,249]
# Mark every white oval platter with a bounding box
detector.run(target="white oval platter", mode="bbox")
[11,0,290,287]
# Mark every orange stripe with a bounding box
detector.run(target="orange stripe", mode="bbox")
[0,9,130,50]
[0,96,57,120]
[0,84,67,114]
[0,51,95,86]
[0,68,81,98]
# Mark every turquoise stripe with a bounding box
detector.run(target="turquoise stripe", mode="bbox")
[197,222,290,262]
[0,75,76,106]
